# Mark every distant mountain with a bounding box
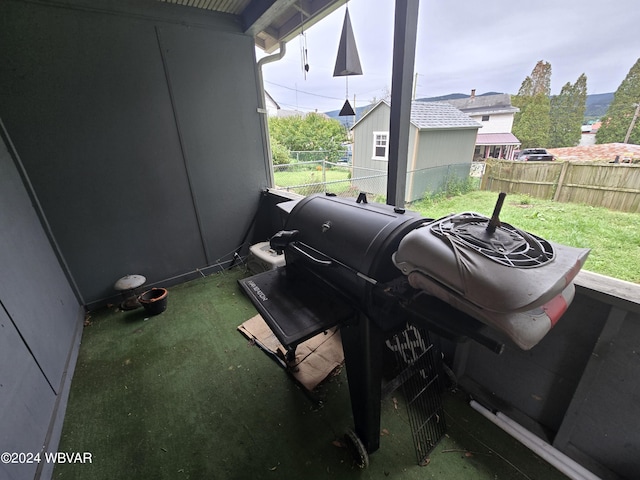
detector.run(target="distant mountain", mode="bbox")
[324,104,375,127]
[585,92,614,119]
[325,91,614,127]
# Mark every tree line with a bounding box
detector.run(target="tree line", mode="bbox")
[267,57,640,162]
[513,58,640,149]
[268,113,348,165]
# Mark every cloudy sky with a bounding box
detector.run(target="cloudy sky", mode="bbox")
[259,0,639,113]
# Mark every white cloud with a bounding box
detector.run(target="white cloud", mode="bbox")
[261,0,640,112]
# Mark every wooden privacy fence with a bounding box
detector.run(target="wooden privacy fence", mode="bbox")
[481,160,640,213]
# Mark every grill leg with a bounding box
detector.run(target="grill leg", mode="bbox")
[341,314,384,454]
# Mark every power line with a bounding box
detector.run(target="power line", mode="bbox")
[265,81,391,111]
[276,101,329,112]
[265,80,344,100]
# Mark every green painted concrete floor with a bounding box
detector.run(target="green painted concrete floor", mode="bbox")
[54,267,568,480]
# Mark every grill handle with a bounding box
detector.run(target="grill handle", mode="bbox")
[270,229,299,253]
[290,243,333,267]
[291,242,378,285]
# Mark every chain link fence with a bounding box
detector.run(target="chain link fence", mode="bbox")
[273,152,475,203]
[272,155,387,199]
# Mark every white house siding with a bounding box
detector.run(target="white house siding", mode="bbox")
[265,95,279,116]
[472,112,515,134]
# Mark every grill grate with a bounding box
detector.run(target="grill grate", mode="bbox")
[386,325,447,465]
[431,212,555,268]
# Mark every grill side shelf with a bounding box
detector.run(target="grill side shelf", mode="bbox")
[238,267,355,350]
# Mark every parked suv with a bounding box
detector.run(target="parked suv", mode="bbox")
[517,148,555,161]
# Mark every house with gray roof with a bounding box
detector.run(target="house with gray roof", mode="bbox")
[443,91,521,160]
[350,100,481,202]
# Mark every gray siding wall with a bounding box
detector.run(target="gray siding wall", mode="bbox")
[0,0,270,308]
[1,124,84,480]
[414,129,477,169]
[454,272,640,480]
[352,103,391,195]
[406,129,475,201]
[352,103,475,202]
[352,104,416,200]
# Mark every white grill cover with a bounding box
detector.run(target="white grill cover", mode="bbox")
[392,213,590,350]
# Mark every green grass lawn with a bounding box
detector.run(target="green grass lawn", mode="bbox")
[409,190,640,284]
[271,169,639,284]
[274,168,349,186]
[274,168,352,195]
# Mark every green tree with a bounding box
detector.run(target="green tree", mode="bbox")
[512,61,552,148]
[270,138,291,165]
[518,60,552,97]
[268,113,348,163]
[549,74,588,147]
[596,58,640,144]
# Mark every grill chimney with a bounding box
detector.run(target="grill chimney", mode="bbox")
[471,89,476,99]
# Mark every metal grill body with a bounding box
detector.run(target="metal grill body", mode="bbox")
[239,193,589,464]
[280,194,425,329]
[241,194,444,457]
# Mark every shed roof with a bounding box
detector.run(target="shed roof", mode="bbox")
[410,101,481,130]
[353,100,480,131]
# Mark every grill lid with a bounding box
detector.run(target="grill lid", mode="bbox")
[281,194,424,284]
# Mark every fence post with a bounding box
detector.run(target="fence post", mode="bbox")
[322,159,326,193]
[480,161,491,190]
[553,161,570,202]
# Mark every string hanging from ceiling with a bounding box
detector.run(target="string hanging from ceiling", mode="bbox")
[299,4,309,79]
[333,1,362,117]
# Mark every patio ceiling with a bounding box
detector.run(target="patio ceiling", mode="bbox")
[157,0,347,52]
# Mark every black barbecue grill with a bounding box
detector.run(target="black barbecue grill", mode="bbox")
[239,192,589,467]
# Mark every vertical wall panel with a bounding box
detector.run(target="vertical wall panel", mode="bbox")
[0,308,56,480]
[0,1,213,304]
[555,309,640,479]
[0,128,82,390]
[157,24,268,264]
[455,293,610,436]
[1,123,82,477]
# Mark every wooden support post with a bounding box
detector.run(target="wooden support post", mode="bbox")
[386,0,420,208]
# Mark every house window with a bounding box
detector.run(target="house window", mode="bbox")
[481,115,490,122]
[372,132,388,160]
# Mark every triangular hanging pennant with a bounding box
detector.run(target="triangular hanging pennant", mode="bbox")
[333,8,363,77]
[338,99,356,116]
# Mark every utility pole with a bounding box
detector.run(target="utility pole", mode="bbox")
[412,72,418,101]
[623,102,640,144]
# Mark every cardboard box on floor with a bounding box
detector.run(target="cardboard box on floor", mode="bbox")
[238,314,344,391]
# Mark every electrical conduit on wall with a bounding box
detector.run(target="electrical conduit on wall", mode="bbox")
[469,400,602,480]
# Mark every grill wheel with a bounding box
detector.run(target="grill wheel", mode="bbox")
[343,428,369,469]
